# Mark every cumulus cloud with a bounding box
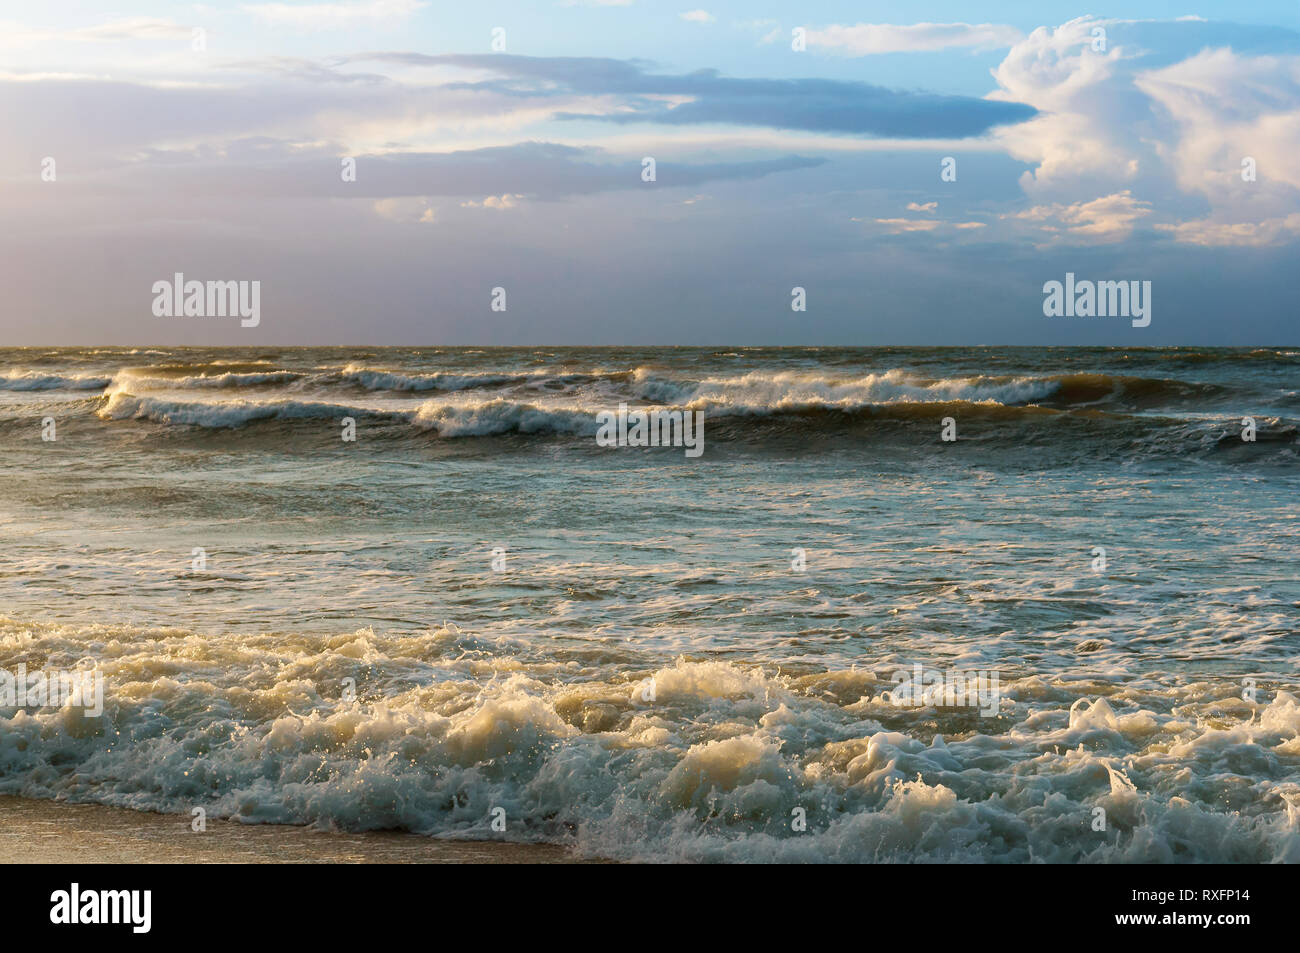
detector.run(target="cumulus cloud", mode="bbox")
[988,17,1145,198]
[806,22,1022,55]
[373,196,435,223]
[1136,48,1300,244]
[1010,190,1153,243]
[988,16,1300,246]
[460,193,523,210]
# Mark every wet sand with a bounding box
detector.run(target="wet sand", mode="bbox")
[0,796,594,864]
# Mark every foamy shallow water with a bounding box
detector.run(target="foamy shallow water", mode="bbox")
[0,346,1296,862]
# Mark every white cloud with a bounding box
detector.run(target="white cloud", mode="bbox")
[1010,190,1152,243]
[0,17,192,47]
[77,18,194,41]
[373,196,436,223]
[460,194,523,210]
[868,217,985,234]
[873,217,939,232]
[244,0,427,30]
[1155,214,1300,246]
[989,17,1300,245]
[1135,48,1300,238]
[806,22,1021,55]
[906,201,937,212]
[988,18,1140,198]
[680,10,715,24]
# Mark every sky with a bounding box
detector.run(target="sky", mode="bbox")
[2,1,1299,345]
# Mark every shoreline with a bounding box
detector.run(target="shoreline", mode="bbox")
[0,796,597,864]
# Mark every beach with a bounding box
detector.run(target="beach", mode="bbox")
[0,796,584,864]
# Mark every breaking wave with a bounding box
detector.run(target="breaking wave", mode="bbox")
[85,381,1295,458]
[109,368,303,391]
[339,364,528,393]
[0,372,112,391]
[97,392,404,428]
[1,619,1296,863]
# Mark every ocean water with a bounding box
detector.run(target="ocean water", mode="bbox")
[0,345,1297,862]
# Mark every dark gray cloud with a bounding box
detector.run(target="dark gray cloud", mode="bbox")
[0,50,1034,185]
[321,142,826,198]
[358,53,1037,138]
[58,140,824,199]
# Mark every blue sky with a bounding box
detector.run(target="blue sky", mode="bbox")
[2,1,1299,344]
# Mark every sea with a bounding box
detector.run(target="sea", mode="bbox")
[0,345,1297,862]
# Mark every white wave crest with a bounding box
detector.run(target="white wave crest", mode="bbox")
[341,364,525,392]
[0,372,111,391]
[108,369,301,392]
[632,368,1061,414]
[413,398,598,437]
[1,622,1296,864]
[97,392,397,428]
